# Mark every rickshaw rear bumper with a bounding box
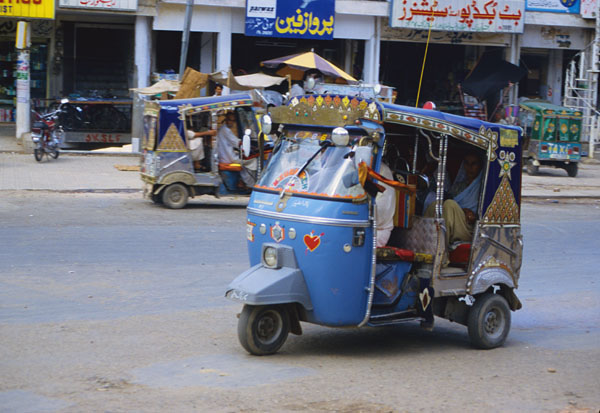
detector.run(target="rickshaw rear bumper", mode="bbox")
[225,264,313,311]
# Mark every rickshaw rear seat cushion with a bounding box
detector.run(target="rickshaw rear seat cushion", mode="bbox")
[389,216,439,256]
[218,162,242,172]
[449,242,471,264]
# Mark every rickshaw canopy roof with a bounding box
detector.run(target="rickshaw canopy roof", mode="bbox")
[271,94,521,150]
[519,100,582,118]
[151,93,255,112]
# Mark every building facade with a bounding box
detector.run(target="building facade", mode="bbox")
[0,0,597,121]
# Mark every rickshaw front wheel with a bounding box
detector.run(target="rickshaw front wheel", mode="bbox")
[467,293,511,349]
[162,183,189,209]
[238,305,290,356]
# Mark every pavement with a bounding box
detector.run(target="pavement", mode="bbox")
[1,124,600,198]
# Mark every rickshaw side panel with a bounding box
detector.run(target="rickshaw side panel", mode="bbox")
[246,192,373,326]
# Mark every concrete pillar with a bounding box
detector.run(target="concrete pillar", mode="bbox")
[135,16,152,89]
[199,32,215,96]
[506,34,521,107]
[547,49,563,105]
[216,9,232,93]
[16,22,31,145]
[344,39,353,75]
[363,16,380,84]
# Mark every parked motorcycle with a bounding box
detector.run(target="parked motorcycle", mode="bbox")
[31,99,68,162]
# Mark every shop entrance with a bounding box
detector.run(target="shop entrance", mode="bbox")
[62,23,134,98]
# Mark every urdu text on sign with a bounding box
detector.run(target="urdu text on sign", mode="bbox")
[245,0,335,40]
[390,0,525,33]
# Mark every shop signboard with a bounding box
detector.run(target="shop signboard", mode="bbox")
[525,0,580,13]
[245,0,335,40]
[0,0,55,19]
[580,0,597,18]
[59,0,138,12]
[390,0,525,33]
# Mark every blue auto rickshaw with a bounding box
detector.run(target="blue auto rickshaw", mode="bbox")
[140,93,265,208]
[226,94,524,355]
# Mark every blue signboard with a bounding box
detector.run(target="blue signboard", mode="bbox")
[245,0,335,40]
[525,0,580,13]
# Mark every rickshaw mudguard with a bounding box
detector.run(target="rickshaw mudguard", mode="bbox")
[157,171,197,187]
[469,267,516,295]
[225,264,313,311]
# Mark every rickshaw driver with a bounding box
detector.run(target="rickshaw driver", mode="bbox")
[217,112,257,187]
[424,151,484,244]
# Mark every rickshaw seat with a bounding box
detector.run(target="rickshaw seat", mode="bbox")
[449,242,471,265]
[389,216,439,257]
[218,162,242,172]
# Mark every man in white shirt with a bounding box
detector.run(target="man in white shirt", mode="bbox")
[217,112,240,165]
[217,112,257,187]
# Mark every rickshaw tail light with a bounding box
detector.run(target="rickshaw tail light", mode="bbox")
[573,146,579,153]
[541,144,548,152]
[263,246,278,268]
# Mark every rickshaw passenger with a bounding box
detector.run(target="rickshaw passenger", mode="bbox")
[424,151,483,244]
[217,112,257,187]
[188,128,216,171]
[376,162,396,247]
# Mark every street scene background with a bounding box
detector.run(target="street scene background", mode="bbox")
[1,127,600,412]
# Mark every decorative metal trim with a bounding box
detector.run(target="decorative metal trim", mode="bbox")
[269,95,383,127]
[247,207,370,228]
[384,110,490,149]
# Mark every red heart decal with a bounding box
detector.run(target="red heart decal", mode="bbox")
[303,234,321,252]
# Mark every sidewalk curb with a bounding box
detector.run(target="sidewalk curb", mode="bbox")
[0,188,142,193]
[0,149,141,157]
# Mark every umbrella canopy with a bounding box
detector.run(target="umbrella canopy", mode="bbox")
[461,55,527,102]
[261,51,357,84]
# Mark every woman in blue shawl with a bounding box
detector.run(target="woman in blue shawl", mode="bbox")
[425,151,484,244]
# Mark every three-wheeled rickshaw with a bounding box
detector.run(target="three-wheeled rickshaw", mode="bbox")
[225,93,524,355]
[519,100,582,177]
[140,93,264,208]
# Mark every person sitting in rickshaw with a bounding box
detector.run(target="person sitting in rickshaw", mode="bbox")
[424,151,483,244]
[187,113,217,172]
[217,111,257,188]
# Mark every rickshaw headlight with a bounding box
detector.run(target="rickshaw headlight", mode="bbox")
[263,246,278,268]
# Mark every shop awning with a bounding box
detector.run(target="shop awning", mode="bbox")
[130,79,180,95]
[210,71,288,90]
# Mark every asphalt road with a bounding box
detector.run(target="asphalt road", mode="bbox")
[0,192,599,413]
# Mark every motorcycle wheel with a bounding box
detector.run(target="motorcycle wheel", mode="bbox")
[50,149,59,159]
[237,305,290,356]
[34,148,44,162]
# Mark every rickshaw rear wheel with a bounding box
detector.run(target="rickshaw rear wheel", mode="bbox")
[526,159,538,175]
[565,162,578,177]
[467,293,511,349]
[238,305,290,356]
[50,149,59,159]
[162,183,189,209]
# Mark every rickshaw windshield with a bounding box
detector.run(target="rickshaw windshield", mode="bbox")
[256,128,368,199]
